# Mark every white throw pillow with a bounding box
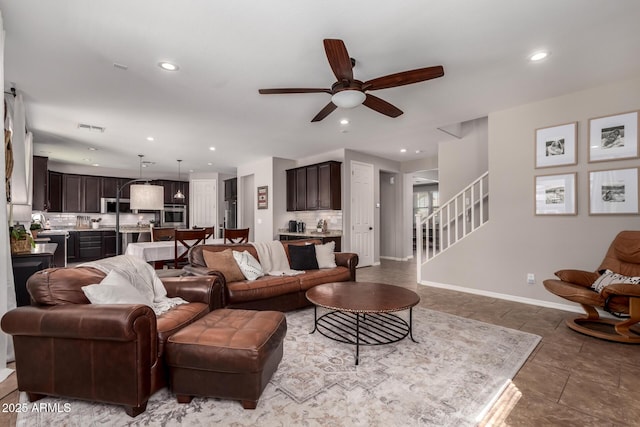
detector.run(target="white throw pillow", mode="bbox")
[591,269,640,293]
[315,241,337,269]
[232,250,264,281]
[82,270,151,306]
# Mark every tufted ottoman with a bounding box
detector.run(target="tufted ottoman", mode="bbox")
[165,308,287,409]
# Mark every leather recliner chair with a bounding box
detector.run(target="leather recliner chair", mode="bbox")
[1,266,224,417]
[543,230,640,343]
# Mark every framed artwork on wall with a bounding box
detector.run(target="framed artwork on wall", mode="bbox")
[535,122,577,168]
[534,172,577,215]
[257,185,268,209]
[588,110,639,162]
[589,167,639,215]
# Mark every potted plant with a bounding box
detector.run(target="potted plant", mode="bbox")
[30,222,42,238]
[10,223,35,254]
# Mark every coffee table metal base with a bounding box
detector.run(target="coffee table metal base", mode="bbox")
[311,307,417,365]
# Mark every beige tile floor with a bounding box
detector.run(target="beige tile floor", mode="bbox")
[1,258,638,426]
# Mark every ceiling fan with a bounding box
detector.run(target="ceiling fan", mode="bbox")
[258,39,444,122]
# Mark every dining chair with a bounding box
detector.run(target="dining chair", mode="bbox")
[151,227,176,242]
[203,226,215,240]
[223,228,250,244]
[174,228,207,268]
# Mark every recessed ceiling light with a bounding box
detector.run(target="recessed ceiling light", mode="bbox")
[158,61,179,71]
[400,148,407,153]
[209,147,216,151]
[415,150,422,154]
[88,147,98,151]
[340,119,349,125]
[92,163,99,167]
[529,51,549,62]
[146,136,155,141]
[207,162,213,166]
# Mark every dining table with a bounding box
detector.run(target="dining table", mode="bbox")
[125,237,224,263]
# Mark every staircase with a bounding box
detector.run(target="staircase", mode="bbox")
[415,172,489,281]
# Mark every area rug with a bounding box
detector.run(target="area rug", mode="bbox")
[17,307,540,427]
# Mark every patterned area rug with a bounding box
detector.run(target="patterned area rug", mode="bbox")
[17,307,540,427]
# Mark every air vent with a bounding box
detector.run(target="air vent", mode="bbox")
[77,123,105,133]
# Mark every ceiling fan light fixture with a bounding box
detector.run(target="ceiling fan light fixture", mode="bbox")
[331,90,366,109]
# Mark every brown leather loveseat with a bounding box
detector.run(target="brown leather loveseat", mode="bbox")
[184,239,359,311]
[1,266,223,417]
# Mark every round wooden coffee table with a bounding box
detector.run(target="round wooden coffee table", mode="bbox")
[306,282,420,365]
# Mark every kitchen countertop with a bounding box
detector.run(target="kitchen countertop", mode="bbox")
[40,227,152,234]
[278,230,342,238]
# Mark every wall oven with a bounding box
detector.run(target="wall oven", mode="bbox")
[161,204,187,228]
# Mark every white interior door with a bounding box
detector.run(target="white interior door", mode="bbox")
[350,161,374,267]
[190,179,217,230]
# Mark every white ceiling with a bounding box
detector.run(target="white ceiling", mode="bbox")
[2,1,640,177]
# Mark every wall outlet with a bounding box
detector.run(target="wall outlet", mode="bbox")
[526,273,535,284]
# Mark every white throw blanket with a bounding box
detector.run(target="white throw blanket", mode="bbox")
[250,241,303,276]
[79,255,188,315]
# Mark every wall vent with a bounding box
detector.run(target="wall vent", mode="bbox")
[77,123,105,133]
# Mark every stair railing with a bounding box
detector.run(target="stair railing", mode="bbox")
[416,172,489,282]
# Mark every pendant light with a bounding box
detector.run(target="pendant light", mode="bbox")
[174,159,185,199]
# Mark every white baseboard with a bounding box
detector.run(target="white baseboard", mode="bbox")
[380,256,412,261]
[418,280,586,314]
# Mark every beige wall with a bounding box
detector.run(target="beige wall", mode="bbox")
[438,117,488,201]
[422,75,640,309]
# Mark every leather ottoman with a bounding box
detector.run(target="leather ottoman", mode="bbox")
[165,308,287,409]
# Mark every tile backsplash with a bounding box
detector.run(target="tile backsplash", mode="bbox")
[282,210,342,231]
[35,211,156,228]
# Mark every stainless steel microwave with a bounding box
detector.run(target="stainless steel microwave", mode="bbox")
[100,198,133,214]
[161,204,187,227]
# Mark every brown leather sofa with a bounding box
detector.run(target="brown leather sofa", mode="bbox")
[184,239,359,311]
[543,230,640,343]
[1,266,224,417]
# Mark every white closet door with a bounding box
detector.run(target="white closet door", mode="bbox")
[190,179,217,229]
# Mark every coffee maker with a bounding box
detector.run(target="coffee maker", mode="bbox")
[288,220,297,232]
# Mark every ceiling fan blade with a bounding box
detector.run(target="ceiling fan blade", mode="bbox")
[363,65,444,91]
[259,88,331,94]
[311,102,338,122]
[323,39,353,82]
[362,94,403,118]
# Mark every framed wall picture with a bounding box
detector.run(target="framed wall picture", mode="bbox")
[257,185,268,209]
[535,122,577,168]
[589,167,639,215]
[535,173,577,215]
[588,110,639,162]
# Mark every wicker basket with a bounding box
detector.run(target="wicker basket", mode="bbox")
[10,237,31,254]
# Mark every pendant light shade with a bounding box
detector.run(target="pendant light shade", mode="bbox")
[174,159,185,199]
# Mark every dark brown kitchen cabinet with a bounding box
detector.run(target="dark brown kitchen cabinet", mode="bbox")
[102,231,117,258]
[306,165,319,210]
[286,161,341,211]
[318,161,341,210]
[78,231,102,261]
[62,174,83,212]
[295,168,307,211]
[101,177,119,198]
[66,231,78,263]
[83,176,102,213]
[48,171,63,212]
[32,156,49,211]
